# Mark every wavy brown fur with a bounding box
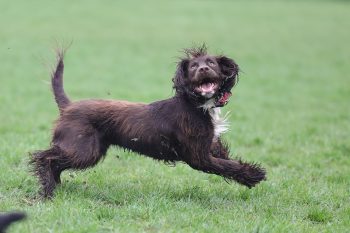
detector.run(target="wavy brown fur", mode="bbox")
[183,44,208,58]
[30,46,266,198]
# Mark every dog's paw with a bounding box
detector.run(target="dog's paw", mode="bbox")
[234,160,266,188]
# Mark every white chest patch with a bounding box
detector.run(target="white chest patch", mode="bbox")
[209,108,229,141]
[199,99,230,141]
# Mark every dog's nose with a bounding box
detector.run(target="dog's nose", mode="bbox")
[198,65,210,73]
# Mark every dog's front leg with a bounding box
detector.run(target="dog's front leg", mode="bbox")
[210,139,230,160]
[187,153,266,188]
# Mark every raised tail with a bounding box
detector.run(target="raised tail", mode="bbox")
[52,50,71,112]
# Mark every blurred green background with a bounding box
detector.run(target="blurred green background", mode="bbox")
[0,0,349,232]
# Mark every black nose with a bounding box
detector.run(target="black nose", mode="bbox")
[198,65,210,73]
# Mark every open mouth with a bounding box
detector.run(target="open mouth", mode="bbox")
[194,79,219,97]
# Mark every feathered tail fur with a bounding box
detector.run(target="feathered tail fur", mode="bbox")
[51,50,70,112]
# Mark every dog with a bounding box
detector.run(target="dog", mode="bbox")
[0,212,26,233]
[31,45,266,198]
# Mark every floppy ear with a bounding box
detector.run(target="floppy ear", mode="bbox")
[216,56,240,93]
[216,56,239,78]
[172,59,189,93]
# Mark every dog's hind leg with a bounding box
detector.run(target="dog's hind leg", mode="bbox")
[30,147,67,198]
[50,155,71,184]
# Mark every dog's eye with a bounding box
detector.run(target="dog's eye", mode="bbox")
[190,63,198,70]
[207,60,215,66]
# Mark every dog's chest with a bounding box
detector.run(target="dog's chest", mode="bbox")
[209,108,229,142]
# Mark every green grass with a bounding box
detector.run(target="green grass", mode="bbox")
[0,0,349,232]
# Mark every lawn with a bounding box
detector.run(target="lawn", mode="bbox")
[0,0,349,232]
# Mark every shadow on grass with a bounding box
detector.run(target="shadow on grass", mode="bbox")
[55,178,266,209]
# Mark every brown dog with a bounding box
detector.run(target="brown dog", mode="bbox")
[31,45,266,198]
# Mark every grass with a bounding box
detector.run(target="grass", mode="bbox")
[0,0,349,232]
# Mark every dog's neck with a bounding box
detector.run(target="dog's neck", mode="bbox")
[198,98,216,111]
[176,91,217,110]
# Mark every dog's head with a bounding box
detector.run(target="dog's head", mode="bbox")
[173,45,239,107]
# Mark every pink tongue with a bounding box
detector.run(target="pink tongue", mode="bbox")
[201,83,213,92]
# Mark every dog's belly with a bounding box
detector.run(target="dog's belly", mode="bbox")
[112,134,181,162]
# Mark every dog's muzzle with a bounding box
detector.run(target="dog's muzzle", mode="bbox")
[194,81,219,98]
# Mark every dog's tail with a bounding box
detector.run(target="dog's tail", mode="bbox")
[52,49,71,112]
[0,212,26,233]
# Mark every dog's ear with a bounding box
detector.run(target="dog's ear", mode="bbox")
[172,59,189,93]
[216,56,239,78]
[216,56,240,92]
